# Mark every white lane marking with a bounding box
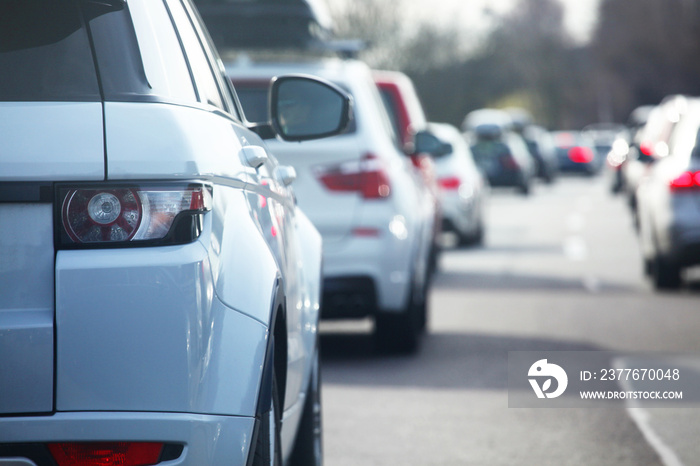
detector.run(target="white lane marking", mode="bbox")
[566,213,586,232]
[615,357,686,466]
[563,236,587,261]
[582,275,601,293]
[625,406,685,466]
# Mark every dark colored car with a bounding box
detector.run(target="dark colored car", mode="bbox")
[470,124,535,195]
[552,131,601,175]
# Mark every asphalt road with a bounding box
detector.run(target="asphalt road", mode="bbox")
[319,173,700,466]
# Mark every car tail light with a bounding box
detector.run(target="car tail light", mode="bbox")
[48,442,163,466]
[670,171,700,190]
[316,153,391,199]
[639,141,654,157]
[58,183,211,247]
[438,176,461,190]
[568,146,594,164]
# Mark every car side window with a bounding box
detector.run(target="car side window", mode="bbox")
[126,0,197,104]
[165,0,226,112]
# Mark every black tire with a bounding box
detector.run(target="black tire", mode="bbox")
[652,256,682,290]
[289,349,323,466]
[253,371,282,466]
[519,180,531,196]
[458,221,484,247]
[375,281,426,354]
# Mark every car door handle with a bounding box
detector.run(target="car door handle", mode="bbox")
[241,146,268,169]
[275,165,297,186]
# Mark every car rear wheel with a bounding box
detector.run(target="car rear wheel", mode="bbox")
[253,371,282,466]
[652,255,682,290]
[375,280,426,353]
[289,348,322,466]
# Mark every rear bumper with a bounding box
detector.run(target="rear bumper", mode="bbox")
[440,192,478,236]
[322,233,414,314]
[669,225,700,266]
[0,412,254,465]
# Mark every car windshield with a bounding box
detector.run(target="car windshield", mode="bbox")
[0,0,100,101]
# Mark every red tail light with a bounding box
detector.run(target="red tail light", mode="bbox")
[639,141,654,157]
[568,146,594,164]
[316,153,391,199]
[58,183,211,246]
[48,442,163,466]
[438,176,461,190]
[670,171,700,190]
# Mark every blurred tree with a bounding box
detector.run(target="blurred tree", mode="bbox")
[326,0,407,69]
[593,0,700,121]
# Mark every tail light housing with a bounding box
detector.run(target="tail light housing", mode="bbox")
[57,183,211,248]
[48,442,164,466]
[670,171,700,191]
[316,153,391,199]
[568,146,594,164]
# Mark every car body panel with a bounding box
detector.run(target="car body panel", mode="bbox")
[0,103,104,182]
[55,227,267,416]
[0,206,54,415]
[104,102,251,183]
[429,123,487,240]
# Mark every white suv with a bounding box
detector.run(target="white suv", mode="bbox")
[231,57,436,352]
[0,1,350,465]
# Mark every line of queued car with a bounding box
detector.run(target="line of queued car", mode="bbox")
[0,1,347,465]
[611,96,700,290]
[0,1,493,465]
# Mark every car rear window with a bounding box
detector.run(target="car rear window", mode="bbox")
[0,0,200,106]
[0,0,100,101]
[235,85,270,123]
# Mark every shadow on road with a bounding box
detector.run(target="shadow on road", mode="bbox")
[320,330,604,391]
[432,269,638,293]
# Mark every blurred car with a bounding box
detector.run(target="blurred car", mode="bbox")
[582,123,629,165]
[373,69,442,271]
[462,108,513,133]
[551,131,601,175]
[622,96,688,215]
[637,98,700,289]
[469,122,536,195]
[0,1,351,465]
[609,105,655,193]
[416,123,488,245]
[230,58,435,352]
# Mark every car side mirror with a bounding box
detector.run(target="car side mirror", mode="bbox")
[269,75,352,142]
[414,130,452,157]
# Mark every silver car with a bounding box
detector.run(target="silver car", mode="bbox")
[230,58,436,353]
[637,98,700,289]
[0,1,350,464]
[416,123,488,246]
